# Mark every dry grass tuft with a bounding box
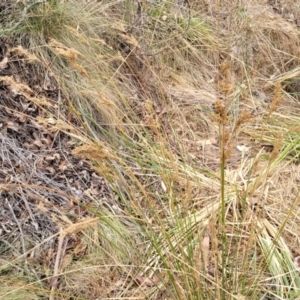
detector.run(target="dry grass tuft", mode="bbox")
[1,0,300,299]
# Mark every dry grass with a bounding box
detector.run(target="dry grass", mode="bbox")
[1,0,300,299]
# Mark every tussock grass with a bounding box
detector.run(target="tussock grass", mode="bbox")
[1,0,300,299]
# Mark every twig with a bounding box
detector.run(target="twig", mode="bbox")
[20,188,39,231]
[6,198,40,281]
[6,198,26,256]
[49,228,65,300]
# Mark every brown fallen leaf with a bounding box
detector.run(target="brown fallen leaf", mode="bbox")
[46,167,56,175]
[60,253,73,270]
[33,140,44,148]
[18,113,27,123]
[202,234,210,272]
[45,153,60,161]
[194,230,210,272]
[135,275,160,287]
[37,201,48,213]
[0,57,8,71]
[293,256,300,270]
[7,121,19,132]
